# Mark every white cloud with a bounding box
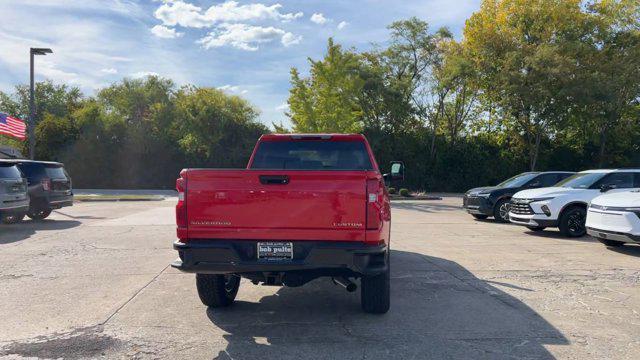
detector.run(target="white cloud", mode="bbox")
[100,68,118,75]
[131,71,159,78]
[217,84,248,94]
[150,24,184,39]
[337,21,349,30]
[198,23,299,51]
[275,102,289,111]
[281,32,302,47]
[310,13,329,25]
[155,1,303,28]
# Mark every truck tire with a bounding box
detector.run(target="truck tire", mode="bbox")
[361,253,390,314]
[27,208,52,221]
[558,206,586,237]
[597,238,624,247]
[472,214,489,220]
[493,199,511,223]
[196,274,240,307]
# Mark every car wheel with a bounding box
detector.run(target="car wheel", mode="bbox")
[597,238,624,247]
[196,274,240,307]
[493,199,511,223]
[472,214,489,220]
[526,226,546,232]
[1,212,26,224]
[558,206,586,237]
[27,208,52,220]
[361,251,390,314]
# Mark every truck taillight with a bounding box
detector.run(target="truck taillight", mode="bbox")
[41,178,51,191]
[366,179,383,230]
[176,171,187,229]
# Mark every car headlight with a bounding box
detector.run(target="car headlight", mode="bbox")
[477,192,491,198]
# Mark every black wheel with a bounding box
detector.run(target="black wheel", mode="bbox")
[597,238,624,247]
[27,208,52,220]
[1,212,26,224]
[196,274,240,307]
[558,206,586,237]
[526,226,546,232]
[361,252,390,314]
[472,214,489,220]
[493,199,511,223]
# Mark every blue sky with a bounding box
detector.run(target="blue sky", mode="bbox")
[0,0,481,127]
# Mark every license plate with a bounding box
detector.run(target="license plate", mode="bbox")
[257,242,293,261]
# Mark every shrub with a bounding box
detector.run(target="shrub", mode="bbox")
[388,187,397,194]
[399,188,411,197]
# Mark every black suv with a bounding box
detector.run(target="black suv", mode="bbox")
[463,172,574,222]
[4,160,73,220]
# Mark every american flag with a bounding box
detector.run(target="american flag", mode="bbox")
[0,112,27,141]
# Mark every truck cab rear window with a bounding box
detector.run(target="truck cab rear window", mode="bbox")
[251,141,373,170]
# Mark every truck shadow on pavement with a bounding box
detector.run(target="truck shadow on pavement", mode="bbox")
[0,220,80,244]
[207,250,568,359]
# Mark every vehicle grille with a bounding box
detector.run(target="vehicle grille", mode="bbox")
[464,196,481,207]
[509,201,534,215]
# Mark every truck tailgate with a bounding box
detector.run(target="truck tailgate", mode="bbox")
[186,170,367,241]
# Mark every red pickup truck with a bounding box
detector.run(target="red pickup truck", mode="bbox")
[172,134,392,313]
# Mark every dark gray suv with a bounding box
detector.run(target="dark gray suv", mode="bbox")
[3,160,73,220]
[0,160,29,224]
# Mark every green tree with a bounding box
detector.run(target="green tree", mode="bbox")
[579,0,640,166]
[464,0,588,170]
[288,39,365,133]
[173,86,267,167]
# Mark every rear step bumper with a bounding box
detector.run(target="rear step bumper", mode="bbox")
[172,240,388,276]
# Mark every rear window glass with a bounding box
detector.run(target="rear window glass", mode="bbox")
[45,166,67,179]
[17,163,45,179]
[251,141,373,170]
[0,164,22,179]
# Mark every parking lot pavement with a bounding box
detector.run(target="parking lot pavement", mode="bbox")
[1,197,639,359]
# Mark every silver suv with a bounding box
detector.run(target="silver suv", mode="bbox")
[0,160,29,224]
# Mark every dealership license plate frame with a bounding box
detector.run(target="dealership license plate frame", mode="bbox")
[257,242,294,261]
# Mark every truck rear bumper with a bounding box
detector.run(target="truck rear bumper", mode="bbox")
[172,240,388,276]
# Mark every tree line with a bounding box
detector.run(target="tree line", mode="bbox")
[1,0,639,191]
[0,78,267,188]
[284,0,640,190]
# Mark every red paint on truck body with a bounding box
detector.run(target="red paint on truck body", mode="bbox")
[176,134,390,245]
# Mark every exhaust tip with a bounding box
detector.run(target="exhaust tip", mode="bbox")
[333,277,357,292]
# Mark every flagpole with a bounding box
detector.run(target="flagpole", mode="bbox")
[29,49,35,160]
[28,47,53,160]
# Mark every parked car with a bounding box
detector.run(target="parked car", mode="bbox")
[463,171,574,222]
[3,160,73,220]
[586,190,640,247]
[509,169,640,237]
[172,134,393,313]
[0,160,29,224]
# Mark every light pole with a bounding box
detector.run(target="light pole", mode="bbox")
[29,47,52,160]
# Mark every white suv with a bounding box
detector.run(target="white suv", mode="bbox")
[509,169,640,237]
[586,189,640,247]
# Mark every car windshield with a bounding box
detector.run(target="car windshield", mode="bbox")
[497,173,538,188]
[0,164,22,179]
[555,172,605,189]
[251,140,373,170]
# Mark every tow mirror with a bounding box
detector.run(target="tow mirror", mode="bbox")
[389,162,404,181]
